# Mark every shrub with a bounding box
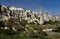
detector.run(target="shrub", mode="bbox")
[20,19,28,26]
[2,29,18,35]
[0,21,5,27]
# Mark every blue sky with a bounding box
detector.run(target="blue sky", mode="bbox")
[0,0,60,15]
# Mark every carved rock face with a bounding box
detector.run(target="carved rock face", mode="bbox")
[0,5,10,21]
[1,5,9,14]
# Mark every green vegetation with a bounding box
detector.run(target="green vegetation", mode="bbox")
[20,19,28,26]
[52,26,60,32]
[44,20,60,25]
[0,19,48,39]
[0,18,60,39]
[0,21,5,27]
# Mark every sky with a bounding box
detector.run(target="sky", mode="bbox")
[0,0,60,15]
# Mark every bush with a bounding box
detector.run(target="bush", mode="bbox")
[52,26,60,32]
[0,21,5,27]
[20,19,28,26]
[29,22,35,24]
[29,32,38,38]
[44,20,60,25]
[4,29,17,35]
[0,28,18,35]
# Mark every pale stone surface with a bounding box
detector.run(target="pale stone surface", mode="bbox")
[44,12,49,22]
[1,5,60,24]
[39,8,44,25]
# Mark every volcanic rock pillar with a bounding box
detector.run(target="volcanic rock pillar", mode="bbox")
[44,12,49,22]
[39,8,44,25]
